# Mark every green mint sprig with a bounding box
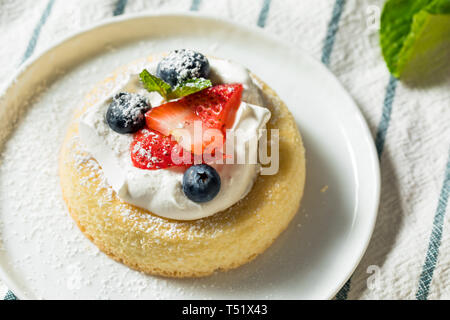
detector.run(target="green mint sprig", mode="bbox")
[139,69,212,101]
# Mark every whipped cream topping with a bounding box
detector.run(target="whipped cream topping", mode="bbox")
[79,58,271,220]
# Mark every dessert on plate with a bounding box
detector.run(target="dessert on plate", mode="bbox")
[59,49,306,277]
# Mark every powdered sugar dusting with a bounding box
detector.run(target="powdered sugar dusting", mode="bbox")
[108,92,150,128]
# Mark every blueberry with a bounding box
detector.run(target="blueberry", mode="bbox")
[106,92,151,134]
[183,164,221,203]
[156,49,210,88]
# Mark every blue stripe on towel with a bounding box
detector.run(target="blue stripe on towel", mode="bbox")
[321,0,346,66]
[257,0,272,28]
[416,149,450,300]
[113,0,128,16]
[190,0,201,11]
[21,0,55,64]
[375,75,398,158]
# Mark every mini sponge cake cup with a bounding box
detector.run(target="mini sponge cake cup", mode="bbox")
[59,55,306,278]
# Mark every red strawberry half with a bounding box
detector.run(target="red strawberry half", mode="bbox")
[145,84,242,155]
[130,128,191,170]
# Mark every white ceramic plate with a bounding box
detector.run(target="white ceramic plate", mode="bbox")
[0,13,379,300]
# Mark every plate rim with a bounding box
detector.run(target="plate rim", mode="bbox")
[0,11,380,300]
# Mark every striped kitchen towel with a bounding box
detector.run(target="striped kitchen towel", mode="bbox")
[0,0,449,300]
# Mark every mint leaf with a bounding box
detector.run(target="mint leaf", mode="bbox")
[167,78,212,100]
[140,69,212,101]
[139,69,171,99]
[380,0,450,78]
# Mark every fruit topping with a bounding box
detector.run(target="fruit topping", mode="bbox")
[156,49,210,88]
[144,100,208,154]
[182,164,221,203]
[130,128,189,170]
[145,84,242,155]
[106,92,151,134]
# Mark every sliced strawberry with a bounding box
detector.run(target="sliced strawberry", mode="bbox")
[185,83,243,131]
[130,128,191,170]
[144,84,242,155]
